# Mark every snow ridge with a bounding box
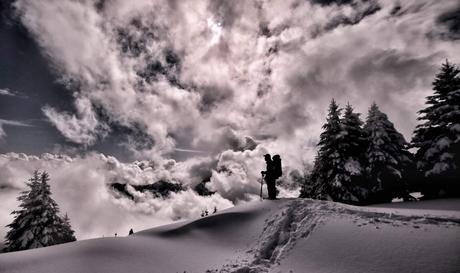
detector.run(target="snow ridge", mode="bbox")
[214,199,460,273]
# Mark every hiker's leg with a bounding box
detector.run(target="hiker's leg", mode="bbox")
[274,182,278,199]
[268,180,276,199]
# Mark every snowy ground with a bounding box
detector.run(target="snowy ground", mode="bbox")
[0,198,459,273]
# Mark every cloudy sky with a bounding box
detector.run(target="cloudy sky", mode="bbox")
[0,0,459,239]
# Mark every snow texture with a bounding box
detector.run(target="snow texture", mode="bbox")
[0,199,459,273]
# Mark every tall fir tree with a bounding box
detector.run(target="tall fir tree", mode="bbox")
[341,103,367,176]
[4,170,42,251]
[364,103,413,203]
[412,61,460,198]
[302,100,366,204]
[339,103,368,198]
[4,171,76,252]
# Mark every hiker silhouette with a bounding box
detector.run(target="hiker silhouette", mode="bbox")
[129,228,134,236]
[261,154,282,200]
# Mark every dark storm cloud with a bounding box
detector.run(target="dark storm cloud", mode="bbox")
[274,101,312,136]
[285,64,332,101]
[310,0,353,6]
[346,49,440,137]
[348,49,437,94]
[207,0,243,29]
[323,1,381,32]
[187,157,218,186]
[436,4,460,40]
[199,84,234,113]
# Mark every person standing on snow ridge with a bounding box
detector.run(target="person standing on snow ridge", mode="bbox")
[261,154,283,200]
[262,154,276,199]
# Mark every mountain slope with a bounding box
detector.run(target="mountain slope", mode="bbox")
[0,199,459,273]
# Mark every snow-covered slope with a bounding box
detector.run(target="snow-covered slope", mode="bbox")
[1,199,459,273]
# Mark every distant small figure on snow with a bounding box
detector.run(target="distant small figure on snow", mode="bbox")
[201,208,210,217]
[129,228,134,236]
[115,233,117,237]
[213,206,217,214]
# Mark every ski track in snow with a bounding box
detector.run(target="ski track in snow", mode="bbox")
[212,199,460,273]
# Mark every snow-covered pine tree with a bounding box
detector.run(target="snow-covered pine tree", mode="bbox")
[311,99,343,201]
[364,103,413,203]
[4,170,41,251]
[339,103,368,199]
[303,99,365,204]
[4,171,76,252]
[412,61,460,198]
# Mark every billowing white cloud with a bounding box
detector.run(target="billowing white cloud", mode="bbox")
[208,147,268,202]
[0,151,300,239]
[12,0,459,161]
[43,97,108,145]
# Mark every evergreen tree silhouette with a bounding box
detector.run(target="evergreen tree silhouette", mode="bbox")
[4,171,76,252]
[364,103,413,203]
[302,99,365,204]
[412,61,460,198]
[340,103,367,194]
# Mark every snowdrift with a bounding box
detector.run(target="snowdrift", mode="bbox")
[0,199,459,273]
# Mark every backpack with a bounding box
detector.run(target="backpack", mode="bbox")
[272,155,282,179]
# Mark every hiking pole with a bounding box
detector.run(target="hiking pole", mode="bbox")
[260,172,264,200]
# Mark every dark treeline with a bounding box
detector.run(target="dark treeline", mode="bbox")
[301,61,460,205]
